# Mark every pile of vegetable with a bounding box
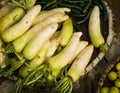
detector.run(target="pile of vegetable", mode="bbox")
[0,0,109,93]
[99,57,120,93]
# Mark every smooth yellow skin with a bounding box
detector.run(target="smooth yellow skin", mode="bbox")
[60,18,73,46]
[89,6,105,48]
[0,7,25,32]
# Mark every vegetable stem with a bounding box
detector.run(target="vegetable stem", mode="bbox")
[54,77,72,93]
[11,0,27,9]
[10,79,23,93]
[4,59,26,77]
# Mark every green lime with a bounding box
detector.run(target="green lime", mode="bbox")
[109,87,119,93]
[114,78,120,87]
[117,70,120,77]
[116,62,120,70]
[100,87,109,93]
[108,71,117,81]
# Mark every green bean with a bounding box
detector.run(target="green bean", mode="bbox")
[69,9,86,17]
[63,0,85,4]
[83,0,92,13]
[42,0,57,10]
[44,0,62,10]
[71,18,80,31]
[77,10,91,24]
[36,1,48,5]
[59,2,82,11]
[70,8,82,15]
[70,13,86,17]
[98,0,108,21]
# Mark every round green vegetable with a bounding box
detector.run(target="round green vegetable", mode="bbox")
[100,87,109,93]
[116,62,120,70]
[114,78,120,88]
[108,71,117,81]
[109,87,119,93]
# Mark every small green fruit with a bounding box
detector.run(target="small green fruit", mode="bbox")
[100,87,109,93]
[108,71,117,81]
[116,62,120,70]
[114,78,120,88]
[109,87,119,93]
[117,70,120,77]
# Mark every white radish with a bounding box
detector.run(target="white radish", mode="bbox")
[1,5,41,42]
[67,44,94,82]
[23,23,58,60]
[33,7,71,25]
[47,36,61,58]
[69,40,89,64]
[12,12,67,53]
[48,32,82,77]
[19,40,50,77]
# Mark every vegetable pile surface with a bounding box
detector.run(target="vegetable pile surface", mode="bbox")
[0,0,112,93]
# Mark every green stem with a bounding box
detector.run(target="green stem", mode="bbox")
[4,59,26,77]
[23,69,37,85]
[25,74,44,85]
[54,77,73,93]
[11,0,27,9]
[55,77,68,89]
[60,80,69,92]
[23,64,48,86]
[100,44,108,53]
[10,79,23,93]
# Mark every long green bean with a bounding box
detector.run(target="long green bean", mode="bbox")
[42,0,57,10]
[83,0,91,13]
[59,2,82,11]
[77,10,91,24]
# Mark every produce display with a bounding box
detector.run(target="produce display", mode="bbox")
[0,0,114,93]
